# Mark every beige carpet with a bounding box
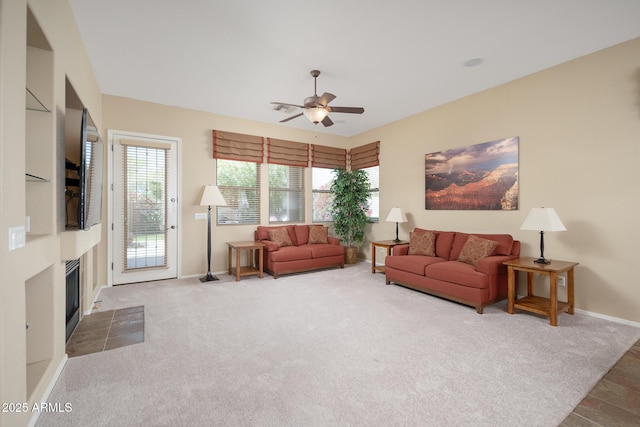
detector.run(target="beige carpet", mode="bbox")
[38,263,640,426]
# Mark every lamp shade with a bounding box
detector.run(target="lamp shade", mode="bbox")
[304,107,329,124]
[199,185,227,207]
[385,207,407,223]
[520,207,566,232]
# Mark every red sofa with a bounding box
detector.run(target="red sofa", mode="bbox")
[255,225,345,278]
[385,229,520,313]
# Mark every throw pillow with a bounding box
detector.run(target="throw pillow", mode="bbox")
[408,231,436,256]
[308,226,329,244]
[458,235,499,267]
[268,228,293,247]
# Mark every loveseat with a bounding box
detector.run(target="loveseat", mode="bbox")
[255,225,345,278]
[385,228,520,313]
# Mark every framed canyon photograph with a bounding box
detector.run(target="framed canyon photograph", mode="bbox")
[425,137,519,210]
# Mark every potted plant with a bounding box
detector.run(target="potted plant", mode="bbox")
[329,168,371,264]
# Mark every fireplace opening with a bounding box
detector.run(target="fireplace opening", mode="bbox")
[65,259,80,342]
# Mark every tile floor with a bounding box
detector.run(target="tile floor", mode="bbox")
[65,305,144,357]
[561,338,640,426]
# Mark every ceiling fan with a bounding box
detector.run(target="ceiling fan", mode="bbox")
[271,70,364,127]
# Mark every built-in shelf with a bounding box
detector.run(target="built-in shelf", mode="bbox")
[25,173,50,182]
[26,359,50,399]
[60,224,102,261]
[26,87,49,112]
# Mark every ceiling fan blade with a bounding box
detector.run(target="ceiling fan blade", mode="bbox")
[327,106,365,114]
[317,92,336,107]
[271,102,304,109]
[321,115,334,127]
[279,112,304,123]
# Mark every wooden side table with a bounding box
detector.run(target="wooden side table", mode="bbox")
[227,241,265,281]
[371,240,408,274]
[504,257,579,326]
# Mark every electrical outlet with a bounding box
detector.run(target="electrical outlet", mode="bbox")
[557,275,566,287]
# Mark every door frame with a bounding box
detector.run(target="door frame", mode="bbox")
[107,129,181,286]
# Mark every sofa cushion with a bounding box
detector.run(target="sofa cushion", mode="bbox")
[450,232,513,259]
[458,235,499,267]
[257,225,298,245]
[268,228,293,247]
[414,228,455,259]
[269,246,313,262]
[408,231,436,256]
[294,225,311,245]
[308,244,344,258]
[426,261,490,289]
[308,226,329,244]
[386,254,446,276]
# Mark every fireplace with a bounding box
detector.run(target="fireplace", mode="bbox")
[65,259,80,342]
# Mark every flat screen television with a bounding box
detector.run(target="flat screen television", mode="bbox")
[79,108,103,230]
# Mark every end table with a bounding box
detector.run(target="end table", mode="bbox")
[227,241,265,281]
[371,240,408,274]
[504,257,579,326]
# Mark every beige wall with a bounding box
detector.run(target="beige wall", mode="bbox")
[352,37,640,323]
[102,97,349,279]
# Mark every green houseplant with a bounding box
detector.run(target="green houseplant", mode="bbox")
[329,168,371,264]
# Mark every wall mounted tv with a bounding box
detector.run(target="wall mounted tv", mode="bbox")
[65,108,103,230]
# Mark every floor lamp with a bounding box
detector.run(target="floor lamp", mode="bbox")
[520,207,566,264]
[199,185,227,282]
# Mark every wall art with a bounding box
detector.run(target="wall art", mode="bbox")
[425,136,519,210]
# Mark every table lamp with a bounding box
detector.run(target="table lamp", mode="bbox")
[520,207,566,264]
[199,185,227,281]
[385,207,408,242]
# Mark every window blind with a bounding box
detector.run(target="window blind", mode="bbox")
[121,142,169,270]
[349,141,380,170]
[213,130,264,163]
[267,138,309,167]
[311,144,347,169]
[216,159,261,225]
[269,164,305,223]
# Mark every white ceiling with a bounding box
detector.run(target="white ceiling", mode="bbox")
[68,0,640,137]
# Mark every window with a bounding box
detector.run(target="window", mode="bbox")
[361,165,379,221]
[350,141,380,222]
[269,164,304,223]
[216,159,260,225]
[312,167,336,222]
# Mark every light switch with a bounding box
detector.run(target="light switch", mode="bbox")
[194,213,207,220]
[8,226,26,251]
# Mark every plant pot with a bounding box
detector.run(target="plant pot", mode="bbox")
[345,246,358,264]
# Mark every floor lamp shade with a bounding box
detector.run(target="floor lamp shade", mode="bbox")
[199,185,227,282]
[520,207,566,264]
[385,207,408,242]
[199,185,227,207]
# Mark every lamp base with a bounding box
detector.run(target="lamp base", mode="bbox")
[534,257,551,265]
[199,271,219,282]
[393,238,401,243]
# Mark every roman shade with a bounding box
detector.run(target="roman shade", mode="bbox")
[349,141,380,170]
[311,144,347,169]
[213,130,264,163]
[267,138,309,167]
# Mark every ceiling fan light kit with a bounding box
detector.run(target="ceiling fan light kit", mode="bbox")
[272,70,364,127]
[304,107,329,123]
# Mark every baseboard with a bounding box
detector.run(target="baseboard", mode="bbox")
[575,308,640,328]
[28,354,69,427]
